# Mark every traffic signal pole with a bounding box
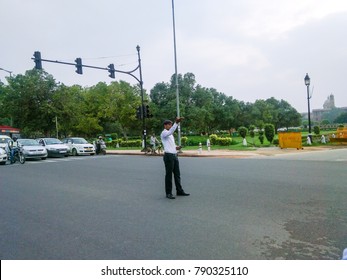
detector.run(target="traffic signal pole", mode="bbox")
[136,46,147,151]
[32,46,147,150]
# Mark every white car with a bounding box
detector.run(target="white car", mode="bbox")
[0,135,12,150]
[17,139,48,160]
[0,147,7,165]
[62,137,95,156]
[36,138,69,157]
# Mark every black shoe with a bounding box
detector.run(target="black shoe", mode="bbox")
[166,194,175,199]
[177,191,190,196]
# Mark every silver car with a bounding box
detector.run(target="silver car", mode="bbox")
[0,135,12,150]
[0,147,7,165]
[36,138,69,157]
[17,139,48,160]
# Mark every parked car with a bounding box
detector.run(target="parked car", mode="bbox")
[16,139,48,160]
[0,135,12,150]
[36,138,69,157]
[0,147,7,165]
[62,137,95,156]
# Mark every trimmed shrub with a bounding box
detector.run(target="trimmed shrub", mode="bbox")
[313,125,320,135]
[264,123,275,143]
[259,131,264,144]
[111,139,142,147]
[216,137,232,146]
[209,134,218,145]
[181,136,188,146]
[238,126,248,138]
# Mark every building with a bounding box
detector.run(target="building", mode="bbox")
[0,125,20,137]
[306,94,347,123]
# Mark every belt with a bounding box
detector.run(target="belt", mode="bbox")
[164,152,177,155]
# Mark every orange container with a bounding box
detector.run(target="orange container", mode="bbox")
[278,132,302,149]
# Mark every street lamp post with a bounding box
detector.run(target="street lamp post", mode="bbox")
[304,73,312,142]
[171,0,181,146]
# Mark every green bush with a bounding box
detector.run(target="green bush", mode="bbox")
[111,139,142,147]
[110,133,118,139]
[238,126,248,138]
[259,131,264,144]
[181,136,188,146]
[216,137,232,146]
[264,123,275,143]
[313,125,320,135]
[209,134,218,145]
[185,136,207,146]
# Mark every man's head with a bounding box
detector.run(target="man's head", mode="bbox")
[163,120,173,129]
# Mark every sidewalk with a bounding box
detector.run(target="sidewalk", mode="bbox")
[107,146,345,158]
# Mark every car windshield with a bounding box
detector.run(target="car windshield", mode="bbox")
[45,138,63,145]
[18,139,40,146]
[73,138,88,144]
[0,138,11,144]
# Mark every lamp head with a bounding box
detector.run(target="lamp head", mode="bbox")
[304,73,310,86]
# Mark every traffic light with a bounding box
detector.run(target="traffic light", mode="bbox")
[33,51,42,70]
[75,58,83,74]
[145,105,153,118]
[136,106,142,119]
[108,64,115,79]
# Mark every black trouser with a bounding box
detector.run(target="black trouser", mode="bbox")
[163,153,183,195]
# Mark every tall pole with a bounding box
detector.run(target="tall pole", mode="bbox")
[171,0,181,146]
[55,116,59,138]
[137,45,147,150]
[304,73,312,142]
[307,85,311,135]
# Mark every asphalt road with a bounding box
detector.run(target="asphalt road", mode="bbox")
[0,150,346,260]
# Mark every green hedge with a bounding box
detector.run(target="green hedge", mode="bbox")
[109,139,142,148]
[208,134,232,146]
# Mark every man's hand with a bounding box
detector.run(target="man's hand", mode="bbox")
[175,117,184,123]
[176,146,182,150]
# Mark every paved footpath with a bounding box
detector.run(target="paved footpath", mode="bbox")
[107,146,347,158]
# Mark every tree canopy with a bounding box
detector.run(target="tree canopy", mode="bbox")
[0,70,302,138]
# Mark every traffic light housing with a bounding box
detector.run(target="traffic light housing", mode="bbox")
[33,51,42,70]
[136,106,142,119]
[145,105,153,118]
[108,64,115,79]
[75,58,83,74]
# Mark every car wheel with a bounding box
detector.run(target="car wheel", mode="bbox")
[72,149,78,156]
[41,157,47,160]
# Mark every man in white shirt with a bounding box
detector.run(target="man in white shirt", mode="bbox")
[160,118,190,199]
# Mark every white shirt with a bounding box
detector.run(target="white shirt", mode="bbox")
[160,123,178,154]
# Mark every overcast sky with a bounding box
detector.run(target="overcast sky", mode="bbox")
[1,0,347,113]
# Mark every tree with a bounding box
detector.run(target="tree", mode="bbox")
[264,123,275,143]
[1,70,58,136]
[249,124,256,145]
[322,108,344,123]
[321,119,330,125]
[313,125,320,135]
[258,122,264,144]
[0,69,306,140]
[238,126,248,138]
[52,84,84,137]
[334,112,347,124]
